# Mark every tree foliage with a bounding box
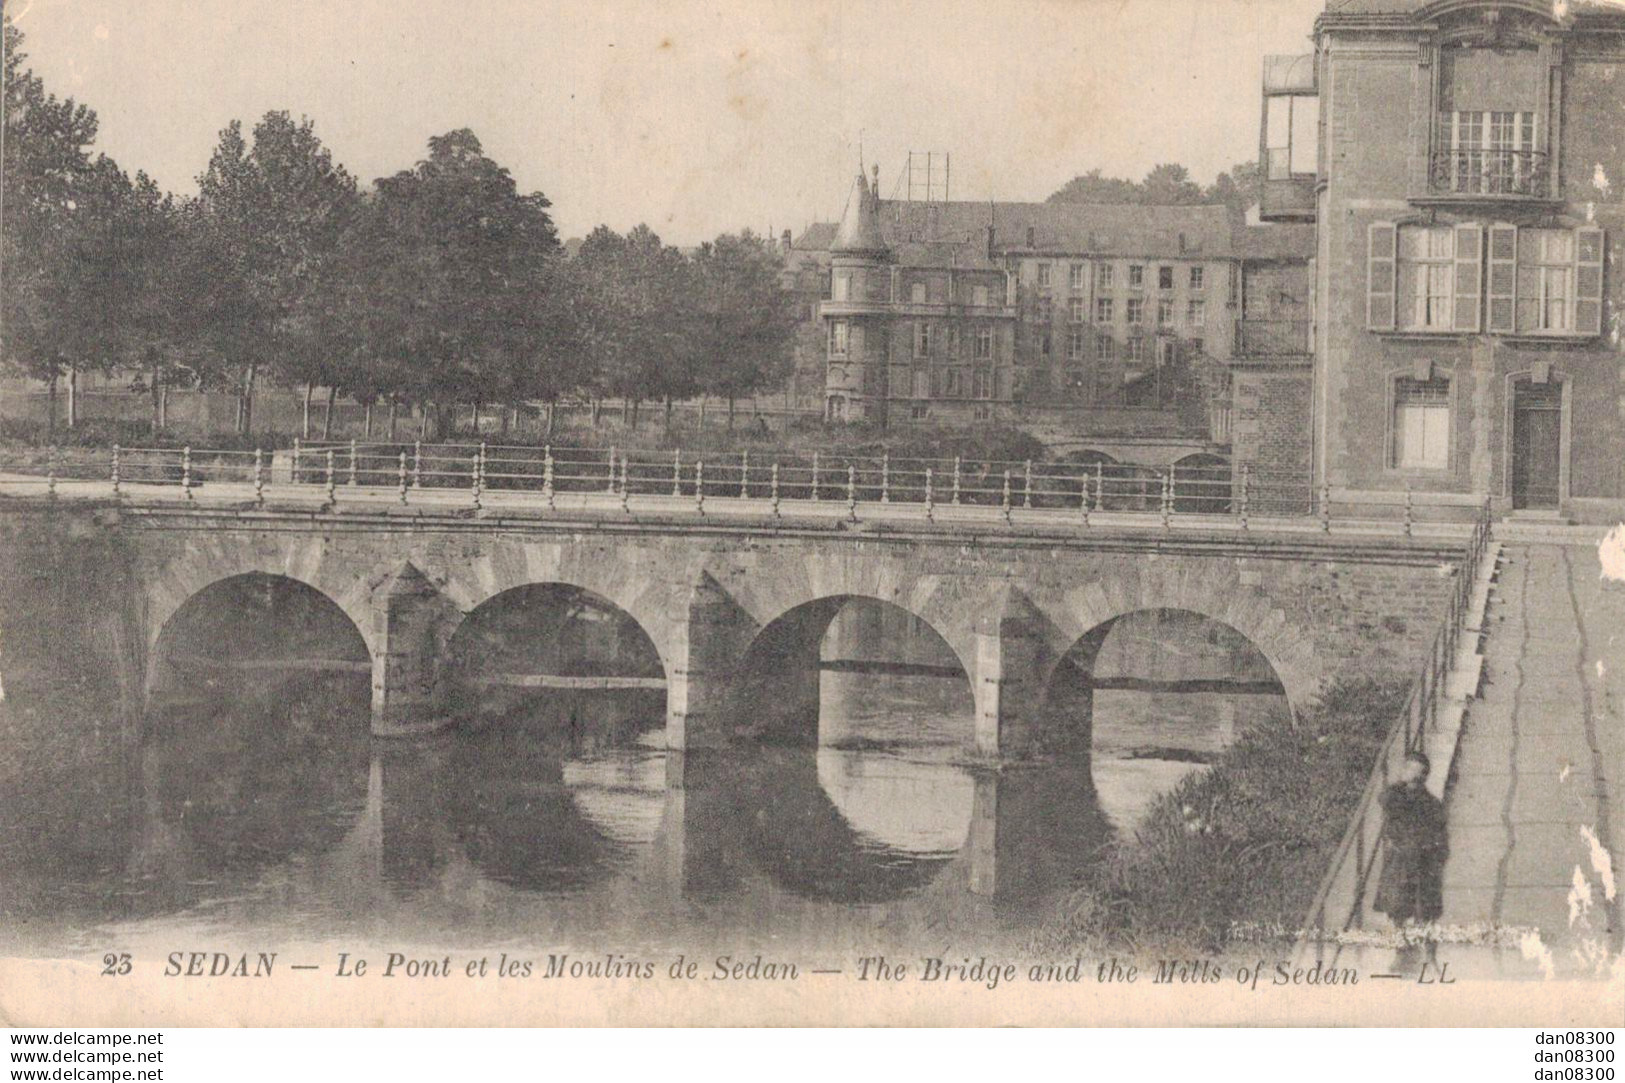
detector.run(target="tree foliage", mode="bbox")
[1047,160,1260,215]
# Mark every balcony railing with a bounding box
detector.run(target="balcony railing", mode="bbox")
[1427,148,1551,200]
[1235,319,1311,357]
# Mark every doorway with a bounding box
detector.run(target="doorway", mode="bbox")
[1510,379,1563,510]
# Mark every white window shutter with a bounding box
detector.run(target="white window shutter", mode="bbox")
[1453,224,1483,332]
[1575,226,1605,337]
[1486,224,1518,334]
[1367,222,1397,331]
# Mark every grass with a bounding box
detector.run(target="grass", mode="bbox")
[1030,676,1410,956]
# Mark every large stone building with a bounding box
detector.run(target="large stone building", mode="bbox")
[1256,0,1625,521]
[795,171,1278,446]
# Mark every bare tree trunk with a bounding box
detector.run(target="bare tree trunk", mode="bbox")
[150,360,163,435]
[664,397,673,432]
[302,383,314,438]
[238,362,257,435]
[66,363,79,429]
[46,372,58,436]
[322,386,337,440]
[471,401,481,434]
[630,400,640,429]
[388,400,399,440]
[590,399,601,426]
[727,395,736,432]
[699,398,707,427]
[364,402,374,439]
[158,385,168,430]
[544,401,555,438]
[621,398,631,425]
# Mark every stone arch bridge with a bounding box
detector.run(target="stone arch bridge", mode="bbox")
[117,501,1464,759]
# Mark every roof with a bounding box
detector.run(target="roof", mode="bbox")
[1234,221,1318,260]
[831,173,888,255]
[1320,0,1625,21]
[793,222,837,251]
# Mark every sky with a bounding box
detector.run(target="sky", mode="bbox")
[9,0,1324,246]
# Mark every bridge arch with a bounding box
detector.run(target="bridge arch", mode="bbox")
[145,571,373,701]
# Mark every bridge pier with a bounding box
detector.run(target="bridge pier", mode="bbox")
[370,562,462,737]
[666,574,760,750]
[972,589,1051,759]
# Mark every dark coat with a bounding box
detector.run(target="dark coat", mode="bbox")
[1374,781,1449,923]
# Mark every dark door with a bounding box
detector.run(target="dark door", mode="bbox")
[1511,383,1562,510]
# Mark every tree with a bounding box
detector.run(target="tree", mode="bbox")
[1047,161,1257,209]
[1139,163,1204,205]
[1205,159,1262,217]
[574,224,695,429]
[1,16,102,426]
[333,129,566,437]
[690,230,797,430]
[1045,168,1142,205]
[192,112,359,433]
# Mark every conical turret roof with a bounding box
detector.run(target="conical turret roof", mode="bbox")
[831,171,888,256]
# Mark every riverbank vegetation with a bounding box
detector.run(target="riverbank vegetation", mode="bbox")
[1032,677,1410,955]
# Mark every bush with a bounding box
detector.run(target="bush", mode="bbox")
[1032,676,1410,955]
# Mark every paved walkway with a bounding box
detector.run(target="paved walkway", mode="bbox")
[1438,540,1624,977]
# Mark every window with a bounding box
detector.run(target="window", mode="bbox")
[1158,266,1174,290]
[1157,298,1174,327]
[1526,229,1573,333]
[1158,338,1178,366]
[1098,263,1115,289]
[911,403,929,420]
[913,370,930,398]
[1399,226,1455,330]
[1496,225,1605,336]
[942,369,965,398]
[1440,111,1540,195]
[1095,297,1115,324]
[1036,297,1052,324]
[913,321,931,358]
[973,404,993,421]
[974,326,993,360]
[1068,328,1087,360]
[1036,263,1052,287]
[1126,298,1144,326]
[1099,337,1117,362]
[832,274,850,301]
[1188,299,1206,327]
[1125,337,1145,362]
[1069,263,1086,290]
[1038,330,1052,357]
[1128,265,1144,289]
[910,281,927,304]
[1190,266,1205,290]
[828,320,849,357]
[972,284,990,307]
[973,369,994,399]
[1392,377,1451,469]
[1068,297,1085,324]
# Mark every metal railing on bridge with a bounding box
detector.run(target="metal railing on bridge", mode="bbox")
[3,439,1469,538]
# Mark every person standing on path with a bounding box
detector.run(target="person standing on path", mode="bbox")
[1374,751,1449,937]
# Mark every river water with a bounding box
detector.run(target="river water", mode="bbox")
[0,658,1289,963]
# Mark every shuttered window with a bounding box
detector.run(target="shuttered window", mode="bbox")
[1576,227,1605,337]
[1452,224,1483,332]
[1486,224,1518,333]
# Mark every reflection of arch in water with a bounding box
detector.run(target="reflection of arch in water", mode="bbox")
[730,596,975,748]
[442,730,629,894]
[146,572,372,705]
[443,583,667,737]
[1042,608,1290,761]
[1171,453,1232,514]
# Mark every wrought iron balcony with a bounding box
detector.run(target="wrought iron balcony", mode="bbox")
[1427,149,1552,200]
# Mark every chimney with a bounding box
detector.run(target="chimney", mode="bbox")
[1026,225,1035,248]
[782,228,793,253]
[871,163,880,198]
[985,224,996,260]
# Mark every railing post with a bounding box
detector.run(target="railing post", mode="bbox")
[1001,469,1012,526]
[254,448,265,507]
[1239,464,1250,531]
[620,453,631,513]
[182,445,194,501]
[397,450,408,505]
[1095,460,1104,514]
[811,451,821,502]
[740,450,750,499]
[606,445,617,494]
[695,460,706,516]
[1160,468,1172,530]
[348,438,359,486]
[46,445,58,500]
[770,462,781,519]
[1078,470,1091,527]
[846,464,857,522]
[292,437,301,484]
[543,449,556,511]
[951,456,962,505]
[1023,459,1033,508]
[880,452,890,503]
[1320,480,1331,533]
[672,449,682,497]
[471,444,482,510]
[324,448,335,505]
[924,466,935,522]
[411,440,423,488]
[1403,482,1414,538]
[110,444,121,497]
